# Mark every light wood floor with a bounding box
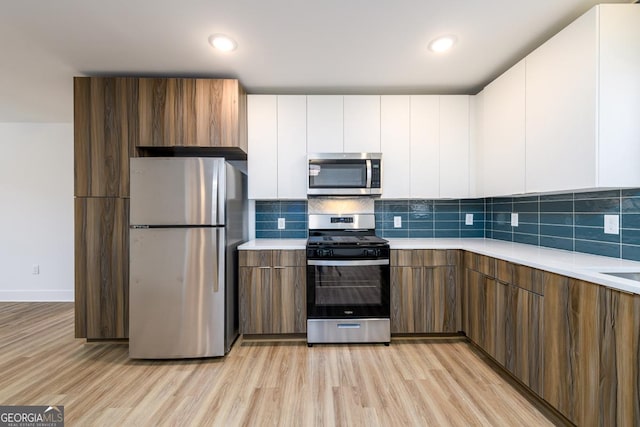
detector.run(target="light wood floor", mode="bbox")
[0,303,566,426]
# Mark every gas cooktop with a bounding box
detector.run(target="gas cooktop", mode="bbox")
[306,235,388,246]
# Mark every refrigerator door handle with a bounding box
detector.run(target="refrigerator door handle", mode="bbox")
[214,228,225,293]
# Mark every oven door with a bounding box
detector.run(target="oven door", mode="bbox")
[307,259,390,318]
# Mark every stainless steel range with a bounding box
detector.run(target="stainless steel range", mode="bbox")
[306,214,390,346]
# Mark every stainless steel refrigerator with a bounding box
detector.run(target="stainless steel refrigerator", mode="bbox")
[129,157,247,359]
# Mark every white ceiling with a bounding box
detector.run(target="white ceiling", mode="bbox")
[0,0,630,123]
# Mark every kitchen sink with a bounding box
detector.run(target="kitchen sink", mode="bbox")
[601,272,640,282]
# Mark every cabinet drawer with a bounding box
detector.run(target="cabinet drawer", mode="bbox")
[239,249,305,267]
[464,252,496,277]
[392,249,460,267]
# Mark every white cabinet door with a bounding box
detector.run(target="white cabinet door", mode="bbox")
[525,8,598,193]
[410,95,439,198]
[277,96,307,199]
[439,96,470,198]
[307,95,343,153]
[481,60,526,196]
[247,95,278,199]
[344,95,381,152]
[597,5,640,187]
[380,96,410,199]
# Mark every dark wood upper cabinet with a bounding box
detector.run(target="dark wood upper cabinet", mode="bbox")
[137,78,247,152]
[74,77,138,197]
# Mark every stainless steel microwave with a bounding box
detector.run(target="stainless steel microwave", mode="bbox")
[307,153,382,196]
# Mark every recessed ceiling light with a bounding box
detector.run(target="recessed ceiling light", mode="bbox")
[208,34,237,52]
[428,35,457,53]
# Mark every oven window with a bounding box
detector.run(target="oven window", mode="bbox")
[309,162,367,188]
[313,265,383,306]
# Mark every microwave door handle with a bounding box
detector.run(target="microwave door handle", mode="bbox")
[366,159,372,188]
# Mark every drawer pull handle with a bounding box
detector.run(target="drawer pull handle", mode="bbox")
[337,323,361,329]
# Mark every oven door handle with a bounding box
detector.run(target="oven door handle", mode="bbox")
[307,259,389,266]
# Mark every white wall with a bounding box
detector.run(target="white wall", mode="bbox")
[0,123,74,301]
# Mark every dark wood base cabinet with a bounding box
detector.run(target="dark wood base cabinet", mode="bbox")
[464,252,640,426]
[239,250,306,334]
[391,250,461,333]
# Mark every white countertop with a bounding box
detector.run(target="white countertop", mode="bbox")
[239,238,640,294]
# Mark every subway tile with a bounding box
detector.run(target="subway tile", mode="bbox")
[255,201,280,213]
[256,230,281,238]
[574,198,619,214]
[435,221,461,230]
[539,213,573,226]
[540,193,573,201]
[256,220,278,230]
[384,201,409,212]
[622,197,640,213]
[382,229,410,238]
[539,200,573,213]
[280,201,307,213]
[493,212,511,224]
[493,197,513,204]
[575,240,620,258]
[435,229,460,238]
[382,220,405,230]
[574,189,620,200]
[622,228,640,246]
[622,189,640,198]
[408,229,435,238]
[434,212,460,221]
[492,202,512,213]
[408,220,433,230]
[409,211,433,221]
[622,244,640,262]
[461,229,485,238]
[515,223,538,235]
[256,213,280,222]
[540,224,573,238]
[409,200,433,213]
[282,213,307,223]
[575,226,620,243]
[492,231,513,242]
[433,203,460,214]
[575,213,605,227]
[513,201,539,213]
[540,236,573,251]
[514,233,539,246]
[517,213,538,224]
[622,214,640,229]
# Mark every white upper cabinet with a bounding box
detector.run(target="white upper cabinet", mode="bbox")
[480,60,526,197]
[439,96,470,198]
[410,95,440,198]
[307,95,343,153]
[381,96,411,199]
[343,95,381,153]
[526,5,640,193]
[247,95,278,199]
[277,95,307,199]
[247,95,307,199]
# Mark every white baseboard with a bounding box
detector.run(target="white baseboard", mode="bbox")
[0,290,74,302]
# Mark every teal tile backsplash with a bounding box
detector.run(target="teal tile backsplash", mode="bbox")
[254,188,640,261]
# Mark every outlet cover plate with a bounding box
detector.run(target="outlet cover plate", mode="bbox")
[465,213,474,226]
[394,216,402,228]
[604,214,619,235]
[277,218,286,230]
[511,213,519,227]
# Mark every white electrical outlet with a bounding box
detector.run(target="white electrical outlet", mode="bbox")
[604,214,619,235]
[394,216,402,228]
[32,264,40,275]
[465,213,474,226]
[277,218,286,230]
[511,213,519,227]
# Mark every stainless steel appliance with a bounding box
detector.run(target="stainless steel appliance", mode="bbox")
[129,157,247,359]
[306,214,390,345]
[307,153,382,196]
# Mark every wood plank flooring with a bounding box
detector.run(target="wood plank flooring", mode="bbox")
[0,303,565,426]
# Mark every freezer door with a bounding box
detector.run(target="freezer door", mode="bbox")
[129,227,226,358]
[130,157,225,226]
